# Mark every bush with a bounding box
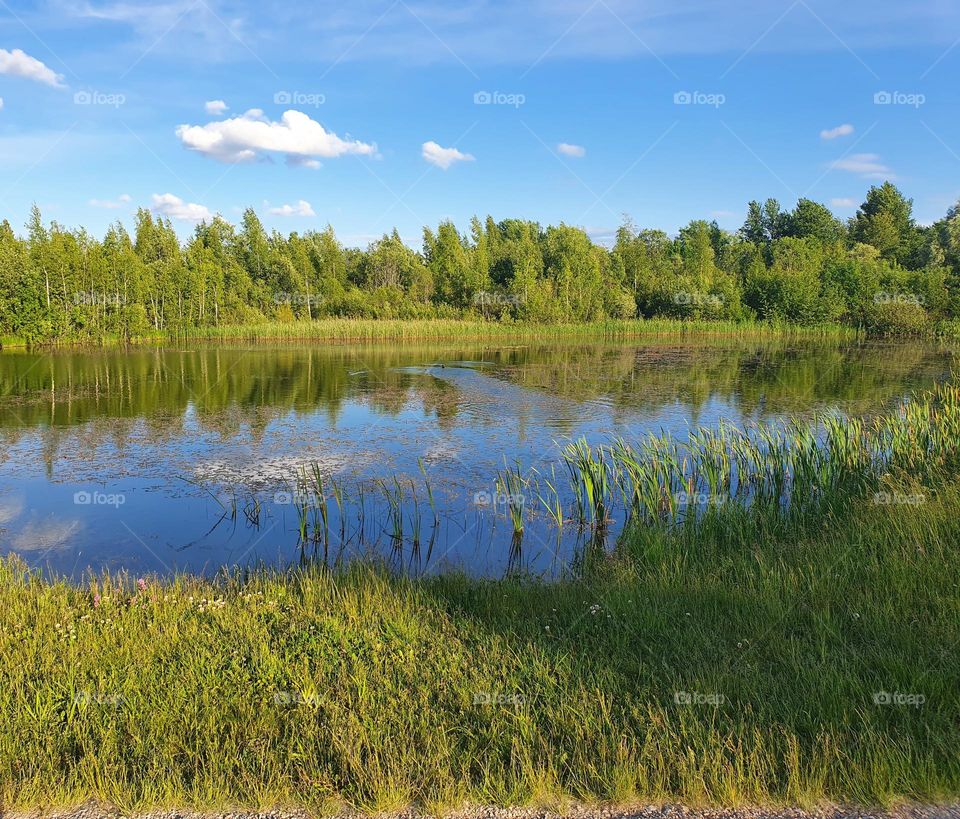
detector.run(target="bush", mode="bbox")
[861,300,931,337]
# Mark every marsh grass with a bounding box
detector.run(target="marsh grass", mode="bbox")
[277,381,960,561]
[173,318,860,345]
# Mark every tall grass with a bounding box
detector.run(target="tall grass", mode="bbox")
[173,317,860,345]
[555,380,960,536]
[276,380,960,560]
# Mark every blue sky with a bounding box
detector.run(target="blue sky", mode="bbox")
[1,0,960,246]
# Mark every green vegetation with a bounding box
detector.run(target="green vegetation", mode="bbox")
[3,182,960,345]
[2,382,959,813]
[157,317,860,344]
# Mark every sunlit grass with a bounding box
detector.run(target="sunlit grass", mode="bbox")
[175,318,861,344]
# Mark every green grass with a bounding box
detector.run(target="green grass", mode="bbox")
[1,317,862,349]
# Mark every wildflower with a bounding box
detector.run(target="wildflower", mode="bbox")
[137,578,147,592]
[93,593,101,608]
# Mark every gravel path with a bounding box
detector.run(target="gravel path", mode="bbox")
[5,804,960,819]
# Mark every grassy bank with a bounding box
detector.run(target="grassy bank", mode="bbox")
[0,318,863,349]
[2,389,959,812]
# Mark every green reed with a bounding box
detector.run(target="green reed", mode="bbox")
[562,438,613,530]
[495,460,527,537]
[556,380,960,534]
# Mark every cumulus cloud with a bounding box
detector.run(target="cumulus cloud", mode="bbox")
[268,199,315,217]
[176,108,377,164]
[820,123,855,140]
[831,197,857,207]
[89,193,132,209]
[557,142,586,157]
[151,193,213,222]
[205,99,228,116]
[830,153,895,180]
[422,140,474,170]
[0,48,65,88]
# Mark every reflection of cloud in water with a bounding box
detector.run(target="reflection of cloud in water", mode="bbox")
[194,454,355,490]
[11,520,81,551]
[0,494,24,525]
[420,364,580,427]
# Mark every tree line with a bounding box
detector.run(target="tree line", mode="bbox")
[2,181,958,343]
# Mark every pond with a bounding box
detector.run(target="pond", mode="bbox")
[0,337,955,579]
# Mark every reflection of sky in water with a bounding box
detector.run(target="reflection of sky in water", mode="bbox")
[0,339,954,579]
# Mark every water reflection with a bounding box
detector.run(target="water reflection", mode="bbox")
[0,338,954,578]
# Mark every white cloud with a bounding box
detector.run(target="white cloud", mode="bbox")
[205,99,228,116]
[0,98,4,111]
[0,48,66,88]
[422,140,474,170]
[820,123,855,140]
[557,142,586,157]
[831,197,857,208]
[268,199,315,217]
[176,108,376,164]
[89,193,132,209]
[151,192,213,222]
[830,153,895,180]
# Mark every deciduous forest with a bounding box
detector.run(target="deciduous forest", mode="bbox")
[3,181,958,342]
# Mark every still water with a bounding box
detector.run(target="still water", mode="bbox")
[0,338,954,578]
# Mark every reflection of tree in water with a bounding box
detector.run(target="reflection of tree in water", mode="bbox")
[489,339,954,419]
[0,340,953,463]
